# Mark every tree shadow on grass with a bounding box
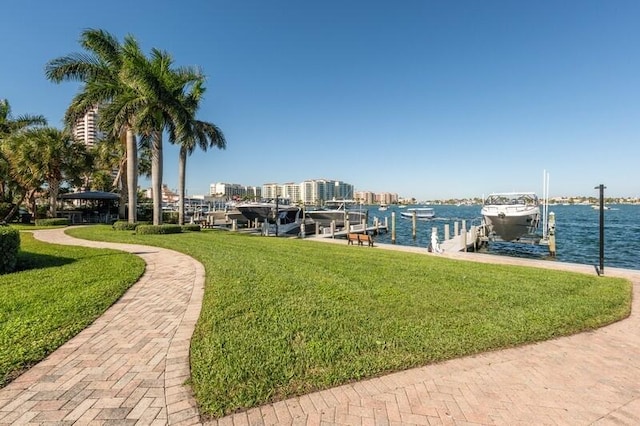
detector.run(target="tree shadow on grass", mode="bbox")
[14,251,76,272]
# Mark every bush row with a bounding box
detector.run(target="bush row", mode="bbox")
[112,221,200,233]
[0,226,20,274]
[34,218,70,227]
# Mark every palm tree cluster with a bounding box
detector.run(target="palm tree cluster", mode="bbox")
[1,99,92,222]
[46,28,226,225]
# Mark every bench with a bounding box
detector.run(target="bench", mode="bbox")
[347,233,374,247]
[358,233,374,247]
[347,233,360,245]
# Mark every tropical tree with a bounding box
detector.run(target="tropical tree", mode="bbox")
[175,82,226,224]
[0,99,47,138]
[1,127,90,220]
[45,29,139,223]
[122,46,205,225]
[0,99,47,219]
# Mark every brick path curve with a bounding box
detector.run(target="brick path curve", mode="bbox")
[0,228,205,425]
[1,230,639,425]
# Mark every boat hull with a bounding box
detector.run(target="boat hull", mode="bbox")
[481,206,540,241]
[400,208,435,220]
[305,210,367,228]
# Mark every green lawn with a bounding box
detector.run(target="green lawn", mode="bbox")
[0,231,145,387]
[65,225,632,418]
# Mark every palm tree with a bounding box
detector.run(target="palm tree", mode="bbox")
[45,29,139,223]
[0,99,47,218]
[121,46,205,225]
[0,99,47,138]
[175,81,226,224]
[1,127,89,221]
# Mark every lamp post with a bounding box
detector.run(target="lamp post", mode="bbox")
[594,184,606,276]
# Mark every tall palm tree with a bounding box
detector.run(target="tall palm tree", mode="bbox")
[175,79,226,224]
[121,46,203,225]
[45,29,139,223]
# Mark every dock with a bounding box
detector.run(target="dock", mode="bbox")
[308,216,389,239]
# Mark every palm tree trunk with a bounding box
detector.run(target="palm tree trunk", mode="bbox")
[151,130,163,225]
[178,147,187,225]
[118,163,127,219]
[126,129,138,223]
[49,179,59,218]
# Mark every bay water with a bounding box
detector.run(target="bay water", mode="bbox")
[365,204,639,271]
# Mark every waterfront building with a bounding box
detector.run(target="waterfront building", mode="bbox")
[376,192,399,205]
[299,179,354,204]
[73,106,99,147]
[355,191,376,205]
[262,183,280,200]
[280,182,301,203]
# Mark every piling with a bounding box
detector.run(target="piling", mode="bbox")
[462,224,467,251]
[548,212,556,257]
[391,212,396,244]
[444,224,450,241]
[454,221,459,237]
[231,219,237,232]
[412,211,417,239]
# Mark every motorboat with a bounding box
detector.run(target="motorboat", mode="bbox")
[481,192,540,241]
[400,207,435,220]
[304,200,367,228]
[236,201,307,236]
[378,203,388,211]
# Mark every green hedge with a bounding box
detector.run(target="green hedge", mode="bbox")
[181,224,202,232]
[34,218,70,227]
[112,221,150,231]
[0,227,20,274]
[136,224,183,235]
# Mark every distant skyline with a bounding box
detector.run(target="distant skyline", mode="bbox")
[2,1,639,199]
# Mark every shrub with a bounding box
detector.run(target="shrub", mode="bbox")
[34,218,70,227]
[112,221,149,231]
[0,227,20,274]
[162,211,179,224]
[181,224,202,232]
[136,224,183,235]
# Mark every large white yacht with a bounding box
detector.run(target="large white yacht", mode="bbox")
[304,200,367,228]
[481,192,540,241]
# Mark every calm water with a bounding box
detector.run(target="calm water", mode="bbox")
[365,204,640,271]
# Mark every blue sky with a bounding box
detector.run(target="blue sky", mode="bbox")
[2,0,639,200]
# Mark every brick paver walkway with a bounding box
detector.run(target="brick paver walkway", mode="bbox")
[1,230,639,425]
[0,228,205,425]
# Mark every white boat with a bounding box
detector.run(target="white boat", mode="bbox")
[400,207,435,220]
[304,200,367,228]
[378,203,388,211]
[236,201,307,235]
[481,192,540,242]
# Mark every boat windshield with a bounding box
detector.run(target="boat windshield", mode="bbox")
[485,194,538,206]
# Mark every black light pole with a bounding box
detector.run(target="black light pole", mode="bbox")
[594,184,606,276]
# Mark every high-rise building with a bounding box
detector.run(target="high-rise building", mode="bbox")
[73,106,99,147]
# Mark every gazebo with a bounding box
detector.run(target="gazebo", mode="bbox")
[58,191,120,223]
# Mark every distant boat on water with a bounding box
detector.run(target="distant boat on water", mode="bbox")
[400,207,435,220]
